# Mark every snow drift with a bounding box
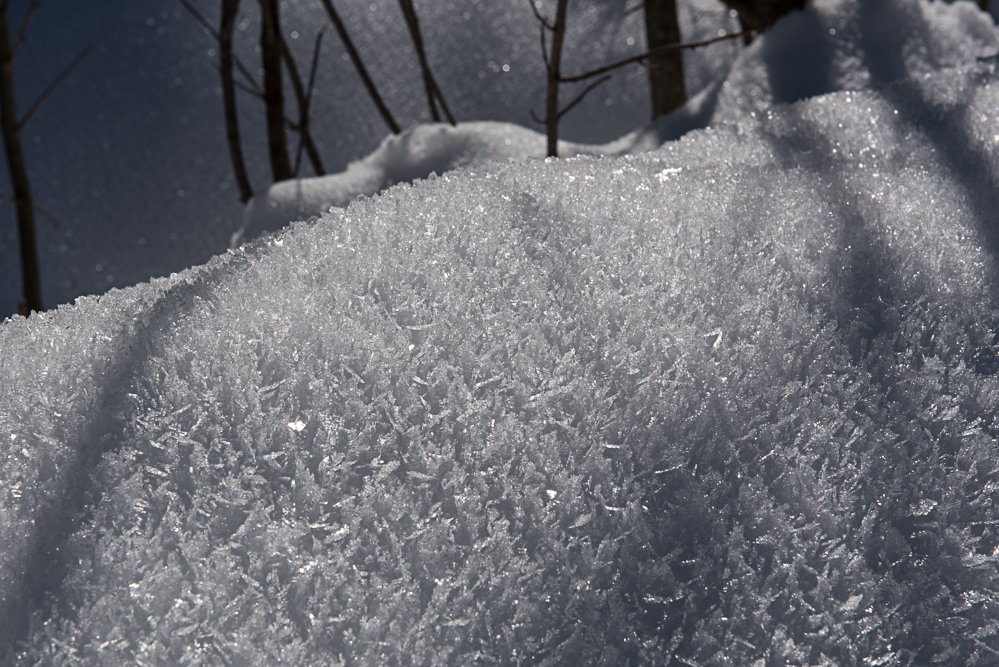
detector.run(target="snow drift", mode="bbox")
[2,1,999,664]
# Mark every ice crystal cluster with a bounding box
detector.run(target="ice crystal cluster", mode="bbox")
[2,1,999,664]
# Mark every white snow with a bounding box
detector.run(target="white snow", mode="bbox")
[235,84,730,245]
[2,0,999,663]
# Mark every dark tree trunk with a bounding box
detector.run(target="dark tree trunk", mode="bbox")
[0,3,42,313]
[259,0,293,182]
[220,0,253,202]
[320,0,401,134]
[644,0,686,120]
[546,0,569,157]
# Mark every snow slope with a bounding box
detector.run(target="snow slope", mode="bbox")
[2,1,999,664]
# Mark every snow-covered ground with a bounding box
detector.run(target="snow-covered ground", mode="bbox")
[3,0,999,664]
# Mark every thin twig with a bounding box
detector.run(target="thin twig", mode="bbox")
[528,0,555,30]
[219,0,253,203]
[232,60,263,96]
[293,129,305,175]
[429,74,456,125]
[398,0,455,125]
[0,193,59,228]
[529,107,544,124]
[557,73,611,119]
[12,0,39,57]
[220,67,263,98]
[539,20,550,73]
[18,44,91,129]
[319,0,401,134]
[293,25,327,174]
[559,29,749,83]
[175,0,263,96]
[278,29,325,175]
[305,26,328,109]
[175,0,217,37]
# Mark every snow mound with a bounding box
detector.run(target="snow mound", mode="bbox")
[236,122,563,246]
[2,0,999,664]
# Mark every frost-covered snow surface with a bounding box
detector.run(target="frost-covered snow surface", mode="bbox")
[3,1,999,664]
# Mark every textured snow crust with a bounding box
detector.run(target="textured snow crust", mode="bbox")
[2,1,999,664]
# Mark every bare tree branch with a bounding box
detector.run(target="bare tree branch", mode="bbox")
[539,19,550,73]
[0,193,59,228]
[0,3,42,312]
[528,0,555,31]
[319,0,401,134]
[398,0,455,125]
[220,67,264,98]
[559,29,749,83]
[305,26,327,110]
[175,0,217,37]
[557,73,610,120]
[278,28,325,175]
[12,0,39,57]
[398,0,437,122]
[220,0,253,203]
[18,44,91,129]
[176,0,263,96]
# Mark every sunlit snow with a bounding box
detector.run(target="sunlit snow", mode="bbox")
[2,0,999,664]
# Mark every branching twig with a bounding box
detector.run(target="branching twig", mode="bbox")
[539,19,550,73]
[305,26,326,110]
[557,73,610,119]
[559,29,749,83]
[222,69,263,98]
[398,0,455,125]
[175,0,263,97]
[0,193,59,228]
[12,0,39,57]
[19,44,91,129]
[278,28,326,175]
[528,0,555,30]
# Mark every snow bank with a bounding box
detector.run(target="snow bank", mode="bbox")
[2,0,999,664]
[236,122,559,246]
